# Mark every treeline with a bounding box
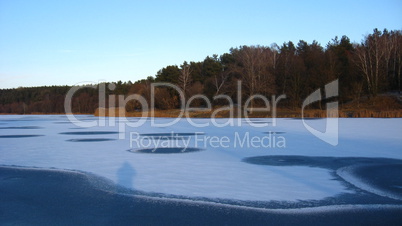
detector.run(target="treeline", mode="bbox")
[0,85,98,114]
[1,28,401,114]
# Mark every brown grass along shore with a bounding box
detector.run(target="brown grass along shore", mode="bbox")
[94,95,402,118]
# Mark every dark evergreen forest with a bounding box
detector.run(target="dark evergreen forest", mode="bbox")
[1,29,401,114]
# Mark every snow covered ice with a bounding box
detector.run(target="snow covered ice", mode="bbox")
[1,115,402,223]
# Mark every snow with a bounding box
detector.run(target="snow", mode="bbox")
[0,115,401,202]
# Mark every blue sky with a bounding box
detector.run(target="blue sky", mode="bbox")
[0,0,401,89]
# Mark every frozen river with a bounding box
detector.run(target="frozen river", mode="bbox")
[0,115,401,224]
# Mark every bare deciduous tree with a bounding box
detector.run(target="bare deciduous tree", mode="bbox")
[213,69,228,96]
[178,62,193,105]
[230,45,276,112]
[354,29,387,97]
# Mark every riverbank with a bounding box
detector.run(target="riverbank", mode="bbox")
[94,107,402,118]
[93,95,402,118]
[2,94,401,118]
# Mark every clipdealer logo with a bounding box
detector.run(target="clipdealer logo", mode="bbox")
[128,131,286,151]
[302,79,339,146]
[64,79,339,147]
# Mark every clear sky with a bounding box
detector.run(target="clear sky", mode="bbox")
[0,0,401,89]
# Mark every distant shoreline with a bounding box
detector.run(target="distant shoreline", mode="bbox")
[1,109,402,118]
[2,95,401,118]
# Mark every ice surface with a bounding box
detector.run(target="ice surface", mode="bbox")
[0,115,401,203]
[337,164,402,201]
[2,165,402,225]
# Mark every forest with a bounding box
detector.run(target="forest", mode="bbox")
[1,28,401,115]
